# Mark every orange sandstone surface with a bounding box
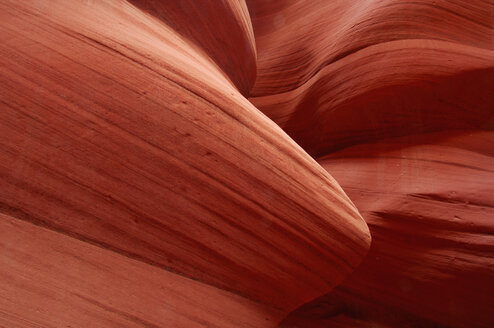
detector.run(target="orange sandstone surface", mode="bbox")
[0,0,492,327]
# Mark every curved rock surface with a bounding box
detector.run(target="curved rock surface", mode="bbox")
[130,0,257,95]
[247,0,494,96]
[248,0,494,155]
[1,0,493,327]
[0,213,285,327]
[282,131,494,327]
[250,41,494,155]
[0,0,370,326]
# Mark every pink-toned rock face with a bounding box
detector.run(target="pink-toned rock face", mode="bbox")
[0,1,369,326]
[0,213,286,327]
[0,0,492,327]
[129,0,257,95]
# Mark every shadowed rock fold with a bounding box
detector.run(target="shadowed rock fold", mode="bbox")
[282,131,494,327]
[1,0,493,327]
[0,1,370,327]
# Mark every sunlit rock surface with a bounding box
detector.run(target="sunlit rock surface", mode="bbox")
[1,0,492,327]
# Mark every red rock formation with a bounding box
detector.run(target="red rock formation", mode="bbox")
[247,1,494,326]
[0,0,369,326]
[248,0,494,96]
[282,131,494,327]
[1,0,493,327]
[250,42,494,155]
[0,213,284,327]
[129,0,257,95]
[248,0,494,155]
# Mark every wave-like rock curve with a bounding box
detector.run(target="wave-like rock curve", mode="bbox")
[0,1,370,326]
[282,131,494,327]
[1,0,493,327]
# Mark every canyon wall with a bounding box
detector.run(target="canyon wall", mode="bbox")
[1,0,493,327]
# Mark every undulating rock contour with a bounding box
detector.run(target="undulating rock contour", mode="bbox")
[1,0,492,327]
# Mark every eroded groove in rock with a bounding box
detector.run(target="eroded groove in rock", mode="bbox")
[282,131,494,327]
[129,0,257,95]
[0,0,370,321]
[250,40,494,156]
[247,0,494,156]
[247,0,494,96]
[3,0,493,327]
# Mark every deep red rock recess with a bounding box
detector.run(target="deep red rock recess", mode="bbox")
[0,1,492,327]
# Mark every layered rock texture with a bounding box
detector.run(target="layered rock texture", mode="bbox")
[282,131,494,328]
[0,0,492,327]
